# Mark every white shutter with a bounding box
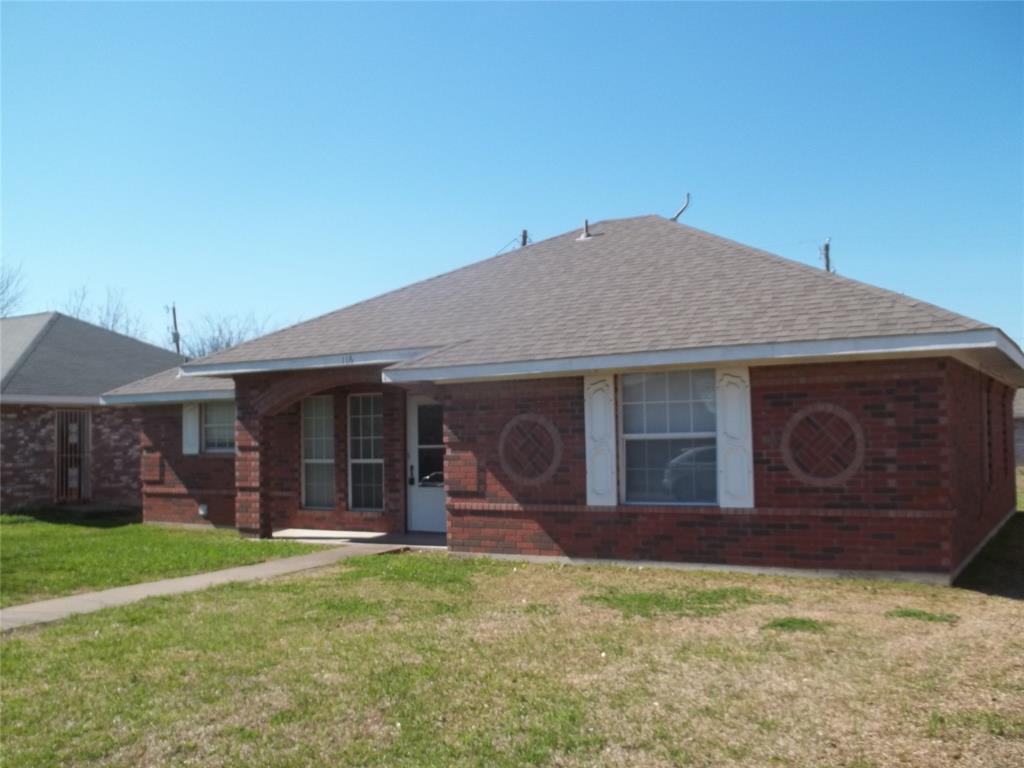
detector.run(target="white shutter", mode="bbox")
[716,367,754,508]
[584,375,618,506]
[182,403,200,455]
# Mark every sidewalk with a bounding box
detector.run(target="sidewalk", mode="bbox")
[0,543,401,632]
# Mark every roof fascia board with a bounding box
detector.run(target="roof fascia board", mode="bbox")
[383,329,1023,384]
[101,390,235,406]
[2,394,102,406]
[180,347,436,377]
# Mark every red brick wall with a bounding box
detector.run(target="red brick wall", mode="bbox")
[750,359,953,511]
[441,378,586,505]
[140,405,236,526]
[946,360,1016,568]
[90,407,143,505]
[1,405,55,510]
[445,358,1005,575]
[233,370,407,535]
[1,404,143,510]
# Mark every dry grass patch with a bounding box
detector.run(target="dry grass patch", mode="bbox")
[2,551,1022,767]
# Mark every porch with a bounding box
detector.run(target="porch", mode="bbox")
[231,366,447,539]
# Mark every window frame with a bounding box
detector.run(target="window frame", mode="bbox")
[347,392,385,511]
[200,401,236,454]
[301,395,335,510]
[617,369,719,507]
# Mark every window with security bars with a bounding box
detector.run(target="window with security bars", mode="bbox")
[621,370,717,505]
[302,395,335,509]
[201,401,235,452]
[349,393,384,510]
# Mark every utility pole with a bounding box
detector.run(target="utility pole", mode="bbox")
[170,303,181,355]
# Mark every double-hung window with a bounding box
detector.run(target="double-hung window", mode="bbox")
[201,401,235,452]
[302,396,335,509]
[621,370,717,504]
[349,394,384,510]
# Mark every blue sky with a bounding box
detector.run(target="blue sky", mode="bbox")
[3,1,1022,347]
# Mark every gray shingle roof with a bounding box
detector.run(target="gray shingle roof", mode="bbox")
[1,312,184,400]
[187,215,987,373]
[104,366,233,400]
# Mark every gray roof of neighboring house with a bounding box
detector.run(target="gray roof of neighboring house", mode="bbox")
[184,215,989,375]
[103,365,233,403]
[1,312,184,401]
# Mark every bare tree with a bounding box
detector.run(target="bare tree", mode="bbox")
[0,261,26,317]
[181,312,266,359]
[62,286,146,338]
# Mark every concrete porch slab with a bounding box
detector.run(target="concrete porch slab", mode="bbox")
[272,529,447,549]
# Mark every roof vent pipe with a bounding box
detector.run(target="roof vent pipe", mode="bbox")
[577,219,591,241]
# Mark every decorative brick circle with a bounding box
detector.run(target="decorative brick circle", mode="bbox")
[781,403,865,487]
[498,414,563,487]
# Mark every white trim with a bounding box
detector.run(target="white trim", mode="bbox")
[181,347,435,377]
[383,328,1024,383]
[347,392,385,511]
[2,395,102,406]
[715,367,754,509]
[584,375,618,506]
[101,390,234,406]
[182,403,200,455]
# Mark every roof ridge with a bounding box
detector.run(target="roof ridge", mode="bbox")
[1,312,59,391]
[665,219,987,330]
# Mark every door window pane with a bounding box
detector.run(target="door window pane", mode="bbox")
[418,447,444,486]
[418,404,443,446]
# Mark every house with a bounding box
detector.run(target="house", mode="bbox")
[1,312,184,510]
[103,216,1023,581]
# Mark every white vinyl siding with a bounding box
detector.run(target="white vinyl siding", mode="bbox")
[302,396,335,509]
[621,370,717,505]
[348,393,384,510]
[201,401,236,452]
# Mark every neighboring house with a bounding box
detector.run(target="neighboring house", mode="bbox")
[1015,391,1024,468]
[1,312,184,510]
[104,216,1023,581]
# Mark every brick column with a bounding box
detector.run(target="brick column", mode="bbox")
[235,386,271,538]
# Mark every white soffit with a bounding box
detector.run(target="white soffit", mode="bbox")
[382,329,1024,386]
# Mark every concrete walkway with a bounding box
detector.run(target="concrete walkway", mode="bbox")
[0,543,401,632]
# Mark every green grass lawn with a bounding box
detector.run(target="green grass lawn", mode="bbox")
[2,534,1022,768]
[0,509,319,607]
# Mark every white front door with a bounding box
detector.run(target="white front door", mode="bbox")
[407,395,446,533]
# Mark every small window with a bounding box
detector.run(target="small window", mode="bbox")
[302,396,335,509]
[201,401,235,452]
[349,393,384,510]
[621,370,717,504]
